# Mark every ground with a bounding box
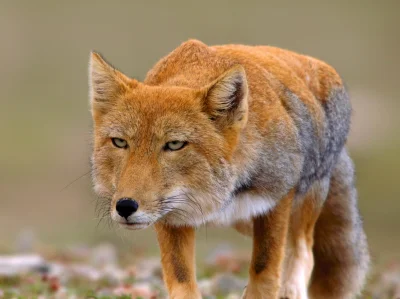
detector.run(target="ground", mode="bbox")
[0,241,399,299]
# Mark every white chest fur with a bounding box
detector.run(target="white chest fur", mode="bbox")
[207,193,277,226]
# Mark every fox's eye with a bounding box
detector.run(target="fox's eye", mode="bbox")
[165,141,187,151]
[111,138,128,148]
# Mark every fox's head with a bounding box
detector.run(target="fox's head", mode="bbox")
[89,52,248,229]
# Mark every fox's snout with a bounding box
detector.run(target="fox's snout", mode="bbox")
[115,198,139,219]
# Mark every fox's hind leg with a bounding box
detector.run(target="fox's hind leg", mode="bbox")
[309,151,370,299]
[279,179,329,299]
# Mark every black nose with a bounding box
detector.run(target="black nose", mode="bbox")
[116,198,139,219]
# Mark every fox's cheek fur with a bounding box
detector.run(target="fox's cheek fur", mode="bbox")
[91,148,120,199]
[160,157,235,226]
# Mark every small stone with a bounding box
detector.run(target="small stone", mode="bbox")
[0,254,46,276]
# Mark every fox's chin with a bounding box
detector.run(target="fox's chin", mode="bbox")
[117,221,151,230]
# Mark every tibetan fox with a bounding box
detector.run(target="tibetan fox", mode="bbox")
[89,40,369,299]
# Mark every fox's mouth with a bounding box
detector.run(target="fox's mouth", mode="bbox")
[118,221,151,230]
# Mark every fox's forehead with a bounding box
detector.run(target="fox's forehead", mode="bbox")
[102,112,200,140]
[124,84,202,114]
[100,85,205,140]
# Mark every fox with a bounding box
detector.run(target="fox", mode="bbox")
[88,39,370,299]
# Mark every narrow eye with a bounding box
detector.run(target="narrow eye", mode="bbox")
[165,140,187,151]
[111,138,128,148]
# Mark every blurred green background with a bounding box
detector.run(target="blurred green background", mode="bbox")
[1,0,399,265]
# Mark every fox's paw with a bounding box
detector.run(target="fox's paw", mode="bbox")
[169,286,202,299]
[279,281,308,299]
[241,285,261,299]
[241,283,280,299]
[170,292,202,299]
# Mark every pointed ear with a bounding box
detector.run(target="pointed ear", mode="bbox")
[89,52,135,113]
[203,65,249,128]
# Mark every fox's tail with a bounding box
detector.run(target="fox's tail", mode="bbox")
[309,150,370,299]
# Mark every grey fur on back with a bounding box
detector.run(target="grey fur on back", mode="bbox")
[284,88,352,195]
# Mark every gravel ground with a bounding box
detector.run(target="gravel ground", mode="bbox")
[1,242,399,299]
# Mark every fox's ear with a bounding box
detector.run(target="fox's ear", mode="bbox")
[203,65,248,128]
[89,52,135,113]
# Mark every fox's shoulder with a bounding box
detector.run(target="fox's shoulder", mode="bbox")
[211,43,343,102]
[145,39,344,102]
[144,39,234,87]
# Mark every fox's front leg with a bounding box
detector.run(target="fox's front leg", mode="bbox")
[242,191,293,299]
[155,223,201,299]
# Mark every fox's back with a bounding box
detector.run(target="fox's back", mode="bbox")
[145,40,343,107]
